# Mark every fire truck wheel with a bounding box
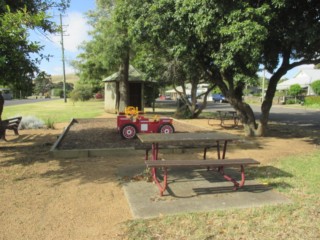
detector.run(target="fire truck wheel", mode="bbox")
[158,124,175,134]
[120,124,137,139]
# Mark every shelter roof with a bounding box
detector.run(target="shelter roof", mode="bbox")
[102,65,151,82]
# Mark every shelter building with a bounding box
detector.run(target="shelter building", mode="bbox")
[103,66,152,113]
[0,88,13,100]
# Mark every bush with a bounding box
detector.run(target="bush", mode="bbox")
[285,99,296,104]
[304,96,320,105]
[19,116,45,129]
[95,92,103,99]
[44,118,55,129]
[52,88,64,98]
[70,84,93,102]
[288,84,302,97]
[311,80,320,95]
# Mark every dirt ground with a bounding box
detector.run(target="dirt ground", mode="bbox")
[0,113,319,240]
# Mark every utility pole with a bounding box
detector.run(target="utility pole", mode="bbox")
[60,14,67,103]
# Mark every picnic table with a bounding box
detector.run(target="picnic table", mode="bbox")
[137,132,259,196]
[208,110,240,127]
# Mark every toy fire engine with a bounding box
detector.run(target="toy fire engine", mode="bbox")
[117,106,175,139]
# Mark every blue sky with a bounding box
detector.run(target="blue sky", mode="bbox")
[30,0,314,79]
[30,0,96,76]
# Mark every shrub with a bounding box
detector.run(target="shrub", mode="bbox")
[44,118,55,129]
[19,116,45,129]
[288,84,302,97]
[310,80,320,95]
[304,96,320,105]
[70,84,93,102]
[95,92,103,99]
[52,88,64,98]
[285,99,296,104]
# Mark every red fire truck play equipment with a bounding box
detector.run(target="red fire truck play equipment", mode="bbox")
[117,106,175,139]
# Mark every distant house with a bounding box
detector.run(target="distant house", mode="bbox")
[102,66,153,113]
[165,83,212,101]
[0,88,13,100]
[277,69,320,95]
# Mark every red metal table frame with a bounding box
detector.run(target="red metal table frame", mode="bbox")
[137,132,242,196]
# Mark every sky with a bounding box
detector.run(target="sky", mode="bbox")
[30,0,314,79]
[30,0,96,76]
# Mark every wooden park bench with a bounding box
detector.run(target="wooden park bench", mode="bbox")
[145,158,260,196]
[0,116,22,140]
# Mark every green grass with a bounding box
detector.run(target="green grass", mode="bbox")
[119,151,320,239]
[2,99,106,123]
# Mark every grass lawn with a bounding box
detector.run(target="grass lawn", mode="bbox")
[2,100,319,238]
[121,151,320,239]
[2,99,106,124]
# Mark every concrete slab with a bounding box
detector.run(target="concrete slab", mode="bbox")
[118,164,291,219]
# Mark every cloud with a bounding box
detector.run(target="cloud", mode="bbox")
[52,12,91,53]
[41,63,75,76]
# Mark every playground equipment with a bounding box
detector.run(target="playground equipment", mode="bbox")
[117,106,175,139]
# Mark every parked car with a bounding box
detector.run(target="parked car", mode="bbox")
[212,93,228,103]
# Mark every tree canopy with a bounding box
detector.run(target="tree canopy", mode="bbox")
[76,0,320,136]
[75,0,135,110]
[288,84,302,97]
[0,0,69,92]
[33,71,53,96]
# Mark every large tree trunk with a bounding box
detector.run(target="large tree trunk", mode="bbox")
[231,99,263,136]
[175,82,215,119]
[0,93,5,140]
[0,93,4,121]
[118,51,130,112]
[222,56,291,137]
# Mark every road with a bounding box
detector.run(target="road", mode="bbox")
[3,98,60,106]
[205,102,320,128]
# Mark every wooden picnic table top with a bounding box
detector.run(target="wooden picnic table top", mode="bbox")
[137,132,241,144]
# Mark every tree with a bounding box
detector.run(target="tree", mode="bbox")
[52,81,74,98]
[131,0,269,127]
[129,0,320,136]
[164,60,215,118]
[33,71,53,96]
[0,92,4,120]
[288,84,302,97]
[70,83,93,103]
[311,80,320,95]
[288,84,302,103]
[75,0,133,112]
[259,0,320,135]
[0,0,70,119]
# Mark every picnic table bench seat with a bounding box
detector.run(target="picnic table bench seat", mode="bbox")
[145,158,260,196]
[0,116,22,140]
